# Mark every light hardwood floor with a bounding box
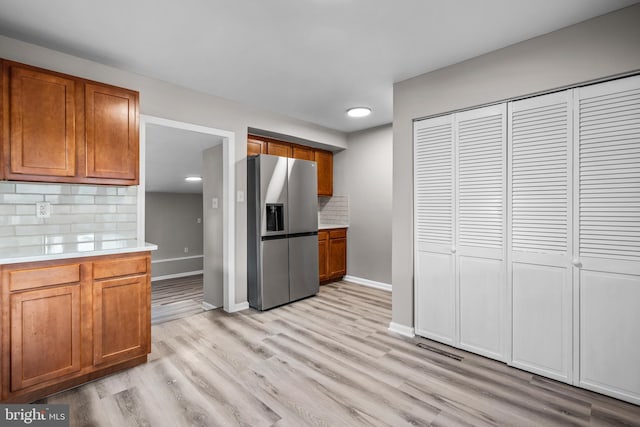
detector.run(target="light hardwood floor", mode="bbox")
[41,281,640,426]
[151,274,204,324]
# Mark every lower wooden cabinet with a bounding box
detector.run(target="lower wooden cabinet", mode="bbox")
[0,252,151,402]
[319,228,347,283]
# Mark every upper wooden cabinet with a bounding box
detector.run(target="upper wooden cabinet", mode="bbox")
[84,83,138,182]
[247,134,334,196]
[1,60,139,185]
[292,144,315,161]
[266,140,291,157]
[315,149,333,196]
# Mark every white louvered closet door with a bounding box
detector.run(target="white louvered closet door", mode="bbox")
[455,105,507,361]
[575,75,640,405]
[508,91,573,383]
[414,114,456,345]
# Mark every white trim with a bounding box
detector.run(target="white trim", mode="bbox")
[139,115,238,313]
[151,255,204,264]
[202,302,218,311]
[228,301,249,313]
[388,322,415,338]
[151,270,203,282]
[343,275,391,292]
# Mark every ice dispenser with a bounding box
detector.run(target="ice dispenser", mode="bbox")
[266,203,284,232]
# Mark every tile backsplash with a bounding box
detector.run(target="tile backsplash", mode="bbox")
[318,195,349,225]
[0,182,138,249]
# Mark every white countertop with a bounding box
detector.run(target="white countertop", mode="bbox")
[319,224,349,230]
[0,240,158,265]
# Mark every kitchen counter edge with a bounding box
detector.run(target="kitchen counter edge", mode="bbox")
[0,241,158,265]
[319,224,349,230]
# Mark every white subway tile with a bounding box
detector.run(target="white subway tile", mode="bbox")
[70,205,117,214]
[0,183,16,193]
[0,205,16,215]
[117,186,138,196]
[116,222,137,231]
[45,214,95,224]
[15,205,36,215]
[71,185,118,196]
[0,194,43,204]
[45,195,95,204]
[71,223,118,232]
[15,183,71,195]
[51,205,72,214]
[95,213,137,222]
[95,196,136,205]
[15,224,71,236]
[116,205,137,213]
[94,231,137,241]
[0,235,44,248]
[0,227,14,237]
[0,216,43,226]
[45,234,95,244]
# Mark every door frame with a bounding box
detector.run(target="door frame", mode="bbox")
[138,115,237,313]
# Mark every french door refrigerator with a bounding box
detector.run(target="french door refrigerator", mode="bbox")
[247,154,319,310]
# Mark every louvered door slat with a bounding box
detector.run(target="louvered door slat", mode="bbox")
[414,117,454,246]
[579,91,640,262]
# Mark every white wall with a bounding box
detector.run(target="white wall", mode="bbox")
[334,124,392,285]
[392,5,640,329]
[0,35,348,306]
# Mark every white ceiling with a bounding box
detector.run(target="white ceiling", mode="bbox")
[145,124,222,194]
[0,0,636,133]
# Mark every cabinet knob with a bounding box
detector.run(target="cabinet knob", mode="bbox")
[572,258,582,268]
[451,246,457,254]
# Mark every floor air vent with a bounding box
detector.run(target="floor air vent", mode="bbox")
[416,343,463,361]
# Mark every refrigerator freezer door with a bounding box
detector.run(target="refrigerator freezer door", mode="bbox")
[287,159,318,234]
[260,155,288,237]
[259,238,290,310]
[289,234,319,302]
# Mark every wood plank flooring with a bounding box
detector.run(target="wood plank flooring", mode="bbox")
[151,274,204,324]
[41,281,640,426]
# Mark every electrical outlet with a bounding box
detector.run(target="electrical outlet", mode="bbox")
[197,217,202,224]
[36,202,51,218]
[184,247,189,253]
[212,198,218,209]
[237,191,244,203]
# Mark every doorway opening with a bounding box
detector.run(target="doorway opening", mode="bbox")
[138,116,236,316]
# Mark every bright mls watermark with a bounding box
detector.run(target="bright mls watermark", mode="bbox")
[1,405,69,426]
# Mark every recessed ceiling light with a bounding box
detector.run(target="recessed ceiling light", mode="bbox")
[185,176,202,182]
[346,107,371,118]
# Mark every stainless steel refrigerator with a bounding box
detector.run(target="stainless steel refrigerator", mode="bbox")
[247,154,319,310]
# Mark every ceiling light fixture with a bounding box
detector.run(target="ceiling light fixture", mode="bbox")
[185,176,202,182]
[346,107,371,118]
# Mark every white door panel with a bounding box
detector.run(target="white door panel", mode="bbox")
[415,251,455,345]
[511,262,571,381]
[458,256,503,360]
[579,271,640,404]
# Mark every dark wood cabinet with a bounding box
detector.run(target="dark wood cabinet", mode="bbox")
[266,140,292,157]
[84,83,139,183]
[4,63,79,179]
[318,231,329,282]
[1,252,151,402]
[319,228,347,283]
[10,283,82,391]
[247,134,334,196]
[292,144,315,161]
[1,59,139,185]
[315,149,333,196]
[247,136,266,156]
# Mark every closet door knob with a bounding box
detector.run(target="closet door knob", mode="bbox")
[572,258,582,268]
[451,246,457,254]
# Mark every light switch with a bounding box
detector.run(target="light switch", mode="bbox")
[237,191,244,203]
[197,217,202,223]
[36,202,51,218]
[212,198,218,209]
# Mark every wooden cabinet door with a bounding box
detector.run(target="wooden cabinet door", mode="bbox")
[85,83,139,183]
[6,63,77,178]
[266,141,292,157]
[93,274,149,366]
[10,284,81,391]
[315,149,333,196]
[329,237,347,279]
[318,231,329,282]
[292,145,315,161]
[247,137,266,156]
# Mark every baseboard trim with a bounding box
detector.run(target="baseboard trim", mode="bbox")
[343,275,391,292]
[388,322,415,338]
[227,301,249,313]
[151,270,203,282]
[202,302,218,311]
[151,255,204,264]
